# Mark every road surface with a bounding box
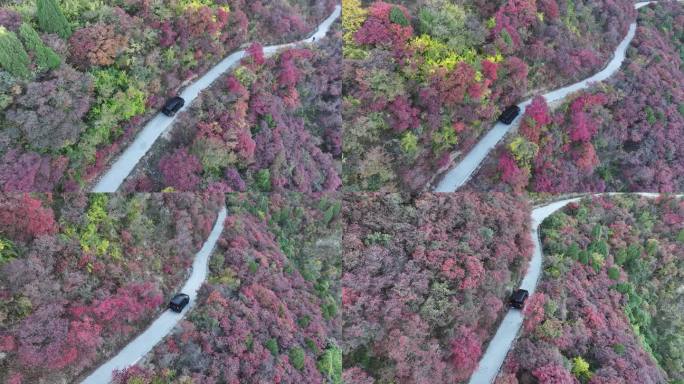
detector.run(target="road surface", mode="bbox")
[434,1,657,192]
[80,206,227,384]
[92,5,341,192]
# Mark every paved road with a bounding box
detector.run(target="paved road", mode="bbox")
[467,197,581,384]
[467,193,681,384]
[92,5,341,193]
[434,1,657,192]
[80,206,227,384]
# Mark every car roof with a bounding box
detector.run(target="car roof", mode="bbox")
[172,293,189,299]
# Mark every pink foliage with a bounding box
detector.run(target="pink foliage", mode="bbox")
[519,96,551,143]
[451,326,482,378]
[354,2,413,48]
[522,292,545,333]
[158,148,203,191]
[388,96,420,133]
[532,364,576,384]
[0,150,68,192]
[0,194,57,242]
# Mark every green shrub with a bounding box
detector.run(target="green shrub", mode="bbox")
[608,266,620,280]
[613,343,625,355]
[36,0,72,38]
[565,243,580,260]
[254,169,271,192]
[317,345,342,383]
[0,237,17,265]
[265,338,279,357]
[18,23,60,71]
[400,131,418,155]
[0,27,30,78]
[389,6,409,26]
[289,347,305,370]
[571,356,593,382]
[363,231,392,246]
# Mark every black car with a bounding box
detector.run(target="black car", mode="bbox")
[498,105,521,124]
[162,96,185,116]
[169,293,190,312]
[509,289,529,309]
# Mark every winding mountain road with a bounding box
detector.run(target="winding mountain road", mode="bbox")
[468,193,680,384]
[92,5,341,193]
[435,1,657,193]
[80,206,227,384]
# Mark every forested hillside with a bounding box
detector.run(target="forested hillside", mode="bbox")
[342,193,532,383]
[0,0,336,192]
[468,2,684,193]
[111,193,342,384]
[123,25,342,193]
[342,0,635,193]
[496,195,684,383]
[0,193,222,384]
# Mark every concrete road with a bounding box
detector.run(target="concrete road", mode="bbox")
[80,206,227,384]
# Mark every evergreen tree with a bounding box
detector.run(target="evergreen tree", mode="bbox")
[0,26,30,78]
[19,23,60,71]
[36,0,71,39]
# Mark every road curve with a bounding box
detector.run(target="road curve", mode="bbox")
[92,5,341,193]
[434,1,656,193]
[80,206,227,384]
[468,193,681,384]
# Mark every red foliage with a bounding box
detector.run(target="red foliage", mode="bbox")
[519,96,551,143]
[532,364,575,384]
[498,151,527,191]
[451,326,482,380]
[0,150,67,192]
[482,59,499,82]
[354,2,413,48]
[69,23,128,68]
[388,96,420,133]
[247,42,265,66]
[0,194,57,242]
[158,148,203,191]
[522,292,545,333]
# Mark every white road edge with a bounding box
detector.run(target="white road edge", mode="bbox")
[467,193,681,384]
[435,1,658,193]
[92,5,342,193]
[80,206,227,384]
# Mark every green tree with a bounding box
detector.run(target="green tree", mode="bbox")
[36,0,72,38]
[571,356,593,382]
[289,347,305,370]
[389,6,409,27]
[317,345,342,383]
[18,23,60,71]
[265,338,279,357]
[0,27,30,78]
